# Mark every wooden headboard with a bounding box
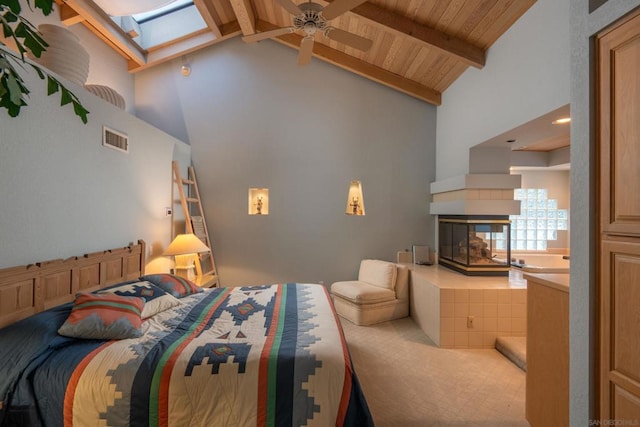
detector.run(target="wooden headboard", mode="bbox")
[0,240,146,329]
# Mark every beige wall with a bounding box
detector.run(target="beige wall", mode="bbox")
[135,38,437,287]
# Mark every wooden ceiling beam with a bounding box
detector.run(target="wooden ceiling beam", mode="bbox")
[58,3,85,26]
[322,0,486,69]
[257,20,441,105]
[229,0,256,35]
[61,0,146,65]
[193,0,223,38]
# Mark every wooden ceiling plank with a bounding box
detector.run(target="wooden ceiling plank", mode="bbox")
[59,3,84,26]
[256,20,441,105]
[62,0,146,65]
[321,0,485,69]
[229,0,256,35]
[467,1,519,47]
[488,0,536,44]
[194,0,223,38]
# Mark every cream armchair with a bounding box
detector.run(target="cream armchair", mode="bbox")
[331,259,409,326]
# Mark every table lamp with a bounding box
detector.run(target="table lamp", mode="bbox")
[163,233,210,280]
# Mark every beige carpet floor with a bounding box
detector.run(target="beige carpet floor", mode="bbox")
[340,317,529,427]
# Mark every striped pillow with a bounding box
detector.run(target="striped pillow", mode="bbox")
[140,274,202,298]
[99,281,181,319]
[58,293,144,340]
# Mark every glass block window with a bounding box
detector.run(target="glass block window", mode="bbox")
[506,188,569,251]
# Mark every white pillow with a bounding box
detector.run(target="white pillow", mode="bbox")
[358,260,397,290]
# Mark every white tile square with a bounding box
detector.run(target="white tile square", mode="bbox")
[441,288,454,303]
[483,303,497,318]
[498,317,511,333]
[454,289,469,303]
[441,317,455,332]
[441,303,454,317]
[469,289,483,303]
[455,302,469,317]
[469,331,484,347]
[469,303,483,317]
[512,303,526,318]
[454,331,469,347]
[497,289,511,304]
[483,289,498,303]
[498,303,511,318]
[483,317,497,332]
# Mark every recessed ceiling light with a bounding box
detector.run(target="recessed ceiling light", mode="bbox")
[552,117,571,125]
[506,139,516,143]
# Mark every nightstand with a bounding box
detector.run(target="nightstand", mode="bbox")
[194,273,218,288]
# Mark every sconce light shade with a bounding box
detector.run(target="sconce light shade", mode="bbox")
[163,233,210,280]
[249,188,269,215]
[345,180,365,215]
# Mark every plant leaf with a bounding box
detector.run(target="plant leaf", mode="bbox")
[1,19,14,38]
[0,1,21,15]
[60,87,72,105]
[73,100,89,124]
[47,75,58,95]
[23,31,47,57]
[6,72,22,104]
[33,0,53,16]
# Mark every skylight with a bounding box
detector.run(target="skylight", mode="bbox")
[132,0,194,24]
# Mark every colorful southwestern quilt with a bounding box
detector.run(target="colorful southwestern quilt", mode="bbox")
[0,283,373,427]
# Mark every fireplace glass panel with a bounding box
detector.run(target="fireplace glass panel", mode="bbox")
[438,216,511,276]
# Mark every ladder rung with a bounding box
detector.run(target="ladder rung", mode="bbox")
[172,161,218,285]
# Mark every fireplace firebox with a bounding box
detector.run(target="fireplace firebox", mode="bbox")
[438,215,511,276]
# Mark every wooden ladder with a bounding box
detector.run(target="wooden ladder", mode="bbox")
[172,161,218,286]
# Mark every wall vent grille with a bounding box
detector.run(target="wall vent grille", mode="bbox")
[102,126,129,153]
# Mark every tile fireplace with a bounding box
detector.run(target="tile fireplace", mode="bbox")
[438,215,511,276]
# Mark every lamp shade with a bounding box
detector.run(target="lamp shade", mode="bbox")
[163,234,210,256]
[345,180,365,215]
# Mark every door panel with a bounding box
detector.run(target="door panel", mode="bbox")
[597,7,640,421]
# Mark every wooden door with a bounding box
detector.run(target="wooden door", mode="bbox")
[597,8,640,421]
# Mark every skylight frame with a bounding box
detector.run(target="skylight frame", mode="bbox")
[132,0,194,24]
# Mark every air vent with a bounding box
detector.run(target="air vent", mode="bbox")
[102,126,129,153]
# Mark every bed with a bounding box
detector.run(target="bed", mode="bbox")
[0,241,373,426]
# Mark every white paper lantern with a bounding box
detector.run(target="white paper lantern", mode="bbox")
[33,24,90,86]
[85,85,126,110]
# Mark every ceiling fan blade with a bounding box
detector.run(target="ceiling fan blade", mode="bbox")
[242,27,294,43]
[274,0,303,16]
[325,28,373,51]
[322,0,368,20]
[297,36,314,66]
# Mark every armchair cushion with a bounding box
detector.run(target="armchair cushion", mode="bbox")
[358,259,397,291]
[331,281,396,304]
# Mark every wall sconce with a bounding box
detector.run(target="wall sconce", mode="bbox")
[249,188,269,215]
[345,180,365,216]
[163,233,210,280]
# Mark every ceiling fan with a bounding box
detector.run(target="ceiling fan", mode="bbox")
[242,0,373,66]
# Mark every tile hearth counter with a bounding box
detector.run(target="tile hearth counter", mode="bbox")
[404,264,527,348]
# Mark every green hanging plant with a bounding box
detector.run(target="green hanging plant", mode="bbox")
[0,0,89,123]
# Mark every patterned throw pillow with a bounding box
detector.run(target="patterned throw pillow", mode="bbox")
[99,281,181,319]
[58,293,144,340]
[140,274,203,299]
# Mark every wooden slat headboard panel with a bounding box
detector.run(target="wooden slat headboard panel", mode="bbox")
[0,240,146,329]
